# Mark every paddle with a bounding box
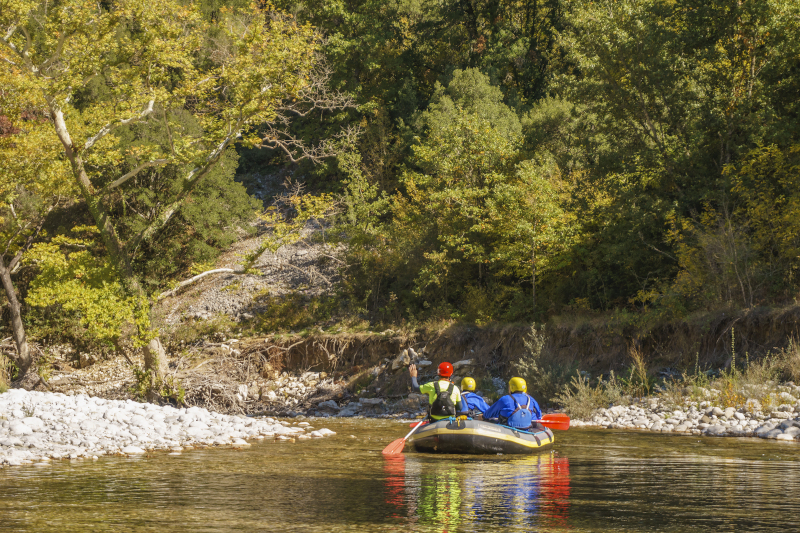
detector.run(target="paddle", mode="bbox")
[405,414,570,430]
[536,413,570,431]
[383,418,427,455]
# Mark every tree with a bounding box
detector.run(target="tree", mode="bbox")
[1,0,352,342]
[0,63,73,381]
[366,110,569,320]
[414,68,522,140]
[488,156,571,312]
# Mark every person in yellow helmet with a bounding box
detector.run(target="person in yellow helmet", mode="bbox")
[482,377,542,430]
[460,377,491,418]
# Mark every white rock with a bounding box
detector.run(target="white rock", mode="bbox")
[22,417,45,431]
[9,423,33,436]
[121,446,146,455]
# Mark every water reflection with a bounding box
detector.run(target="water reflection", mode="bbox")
[383,453,570,532]
[3,422,800,532]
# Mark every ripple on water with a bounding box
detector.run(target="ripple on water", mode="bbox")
[1,421,799,532]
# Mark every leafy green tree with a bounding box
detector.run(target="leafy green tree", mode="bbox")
[547,0,800,309]
[1,0,324,348]
[415,68,522,140]
[342,109,570,321]
[0,64,73,380]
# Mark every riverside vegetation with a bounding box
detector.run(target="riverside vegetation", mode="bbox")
[2,0,800,450]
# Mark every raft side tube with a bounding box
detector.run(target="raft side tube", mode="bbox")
[408,419,554,455]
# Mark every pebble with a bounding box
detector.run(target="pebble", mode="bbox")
[0,390,335,467]
[578,390,800,443]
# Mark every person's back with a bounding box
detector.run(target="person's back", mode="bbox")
[409,362,466,420]
[460,377,490,417]
[483,377,542,429]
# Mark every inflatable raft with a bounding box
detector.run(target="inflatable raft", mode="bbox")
[407,418,554,454]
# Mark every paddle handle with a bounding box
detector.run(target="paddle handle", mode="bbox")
[404,418,427,439]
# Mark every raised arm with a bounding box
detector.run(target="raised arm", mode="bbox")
[409,364,421,392]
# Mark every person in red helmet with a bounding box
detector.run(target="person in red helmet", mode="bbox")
[408,361,467,420]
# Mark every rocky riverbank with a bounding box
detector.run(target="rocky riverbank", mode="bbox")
[0,389,336,467]
[570,389,800,442]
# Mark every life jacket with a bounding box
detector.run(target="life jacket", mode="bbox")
[463,392,484,416]
[505,394,533,429]
[429,381,456,418]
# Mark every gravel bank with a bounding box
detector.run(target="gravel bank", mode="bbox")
[571,391,800,441]
[0,390,335,467]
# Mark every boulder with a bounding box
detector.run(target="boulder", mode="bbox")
[704,425,727,436]
[316,400,340,414]
[453,359,474,369]
[22,417,44,431]
[391,350,410,371]
[121,446,146,455]
[359,398,384,406]
[338,403,362,417]
[783,426,800,437]
[79,353,98,369]
[770,411,791,420]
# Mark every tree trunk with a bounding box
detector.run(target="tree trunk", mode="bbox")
[532,241,537,313]
[0,254,31,381]
[143,338,168,402]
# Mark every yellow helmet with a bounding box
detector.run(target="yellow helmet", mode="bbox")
[461,377,476,391]
[509,377,527,393]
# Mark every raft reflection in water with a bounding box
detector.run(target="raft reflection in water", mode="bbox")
[383,453,570,531]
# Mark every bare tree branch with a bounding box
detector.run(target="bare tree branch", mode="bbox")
[255,60,361,163]
[83,99,156,151]
[101,158,170,195]
[157,268,247,301]
[128,130,240,252]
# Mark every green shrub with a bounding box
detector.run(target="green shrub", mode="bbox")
[511,325,579,405]
[164,315,236,350]
[552,372,608,419]
[246,292,337,334]
[1,352,15,389]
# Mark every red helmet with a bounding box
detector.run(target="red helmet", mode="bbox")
[438,362,454,378]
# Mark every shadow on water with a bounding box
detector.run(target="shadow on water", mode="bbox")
[1,421,799,532]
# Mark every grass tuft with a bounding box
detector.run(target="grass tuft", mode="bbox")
[0,353,10,393]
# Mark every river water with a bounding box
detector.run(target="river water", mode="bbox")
[1,420,798,532]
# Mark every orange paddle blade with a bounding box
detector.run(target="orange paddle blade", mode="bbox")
[382,438,408,455]
[539,413,570,431]
[408,421,430,428]
[540,419,570,431]
[542,413,570,423]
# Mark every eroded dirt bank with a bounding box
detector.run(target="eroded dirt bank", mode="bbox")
[36,305,800,416]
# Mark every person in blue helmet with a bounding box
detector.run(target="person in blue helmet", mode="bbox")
[460,377,491,419]
[482,377,543,430]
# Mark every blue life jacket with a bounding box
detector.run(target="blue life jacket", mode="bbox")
[506,394,533,429]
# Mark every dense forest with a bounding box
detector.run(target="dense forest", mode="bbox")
[271,0,800,324]
[2,0,800,377]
